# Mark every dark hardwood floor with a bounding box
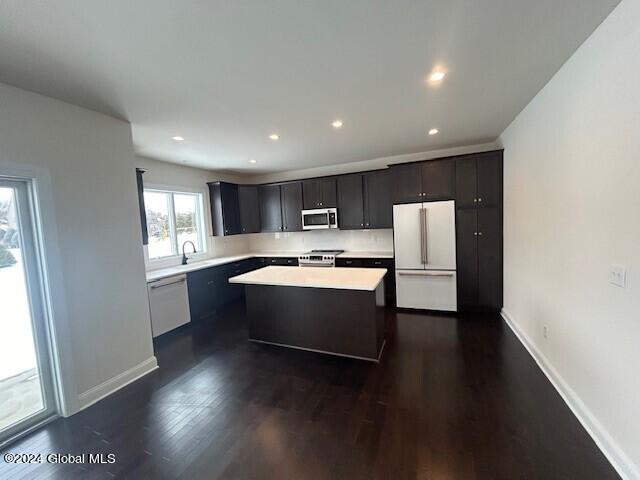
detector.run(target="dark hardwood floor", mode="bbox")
[1,302,619,479]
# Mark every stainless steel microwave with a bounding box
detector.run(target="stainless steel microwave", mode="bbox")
[301,208,338,230]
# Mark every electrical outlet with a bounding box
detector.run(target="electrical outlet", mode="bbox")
[543,325,549,339]
[609,265,627,288]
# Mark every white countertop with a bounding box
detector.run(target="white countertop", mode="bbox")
[229,265,387,291]
[146,254,254,282]
[146,250,394,282]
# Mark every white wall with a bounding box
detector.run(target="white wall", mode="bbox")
[498,0,639,476]
[136,156,251,267]
[0,82,156,415]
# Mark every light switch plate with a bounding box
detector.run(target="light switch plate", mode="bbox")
[609,265,626,288]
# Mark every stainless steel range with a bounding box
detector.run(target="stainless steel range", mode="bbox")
[298,249,344,267]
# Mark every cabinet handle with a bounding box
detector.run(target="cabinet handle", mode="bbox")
[474,232,478,236]
[374,261,382,265]
[473,198,477,203]
[422,192,426,196]
[346,261,353,265]
[478,232,483,236]
[478,198,483,203]
[418,193,423,197]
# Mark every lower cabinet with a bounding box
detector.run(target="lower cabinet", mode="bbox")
[259,257,299,266]
[186,257,297,321]
[186,258,261,321]
[335,257,395,306]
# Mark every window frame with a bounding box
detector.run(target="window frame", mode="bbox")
[143,184,208,263]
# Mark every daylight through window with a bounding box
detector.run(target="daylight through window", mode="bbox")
[144,189,206,260]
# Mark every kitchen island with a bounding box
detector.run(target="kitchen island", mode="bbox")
[229,266,387,362]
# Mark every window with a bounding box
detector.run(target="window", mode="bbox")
[144,188,206,260]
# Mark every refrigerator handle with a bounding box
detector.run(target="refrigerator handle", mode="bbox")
[419,208,426,264]
[422,207,428,265]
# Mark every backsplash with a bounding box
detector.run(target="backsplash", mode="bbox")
[247,229,394,253]
[209,234,251,257]
[145,229,392,271]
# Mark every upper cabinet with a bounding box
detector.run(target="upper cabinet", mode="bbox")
[363,170,392,228]
[421,159,455,200]
[337,173,365,229]
[455,151,503,208]
[135,168,149,245]
[238,185,260,234]
[209,181,241,236]
[280,182,303,232]
[391,163,422,203]
[258,184,283,232]
[391,159,455,204]
[303,177,337,209]
[336,170,392,230]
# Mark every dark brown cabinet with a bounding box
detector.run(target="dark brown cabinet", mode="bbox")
[456,209,479,307]
[363,170,392,228]
[187,258,262,321]
[391,159,455,204]
[477,208,502,308]
[303,177,337,209]
[337,170,392,230]
[455,150,503,311]
[135,168,148,245]
[238,185,260,234]
[391,163,422,203]
[280,182,303,232]
[335,257,396,306]
[456,151,502,208]
[337,173,365,229]
[259,256,299,266]
[209,181,241,236]
[421,159,455,200]
[258,184,283,232]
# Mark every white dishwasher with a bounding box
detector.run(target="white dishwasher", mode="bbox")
[147,274,191,337]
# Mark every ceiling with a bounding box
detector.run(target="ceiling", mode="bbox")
[0,1,619,173]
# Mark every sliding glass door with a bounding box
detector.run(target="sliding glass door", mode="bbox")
[0,178,56,445]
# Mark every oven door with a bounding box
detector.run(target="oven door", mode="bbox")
[302,209,330,230]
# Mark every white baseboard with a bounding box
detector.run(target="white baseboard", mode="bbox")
[501,309,637,480]
[75,356,158,413]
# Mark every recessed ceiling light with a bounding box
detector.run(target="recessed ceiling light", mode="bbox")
[332,120,343,129]
[172,135,185,142]
[269,133,280,140]
[248,159,257,164]
[428,128,439,135]
[428,71,446,82]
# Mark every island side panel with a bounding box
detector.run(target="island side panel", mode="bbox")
[245,284,383,361]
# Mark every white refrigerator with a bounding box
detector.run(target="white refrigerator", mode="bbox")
[393,200,457,311]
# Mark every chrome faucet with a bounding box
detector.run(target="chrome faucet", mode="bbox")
[181,240,197,265]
